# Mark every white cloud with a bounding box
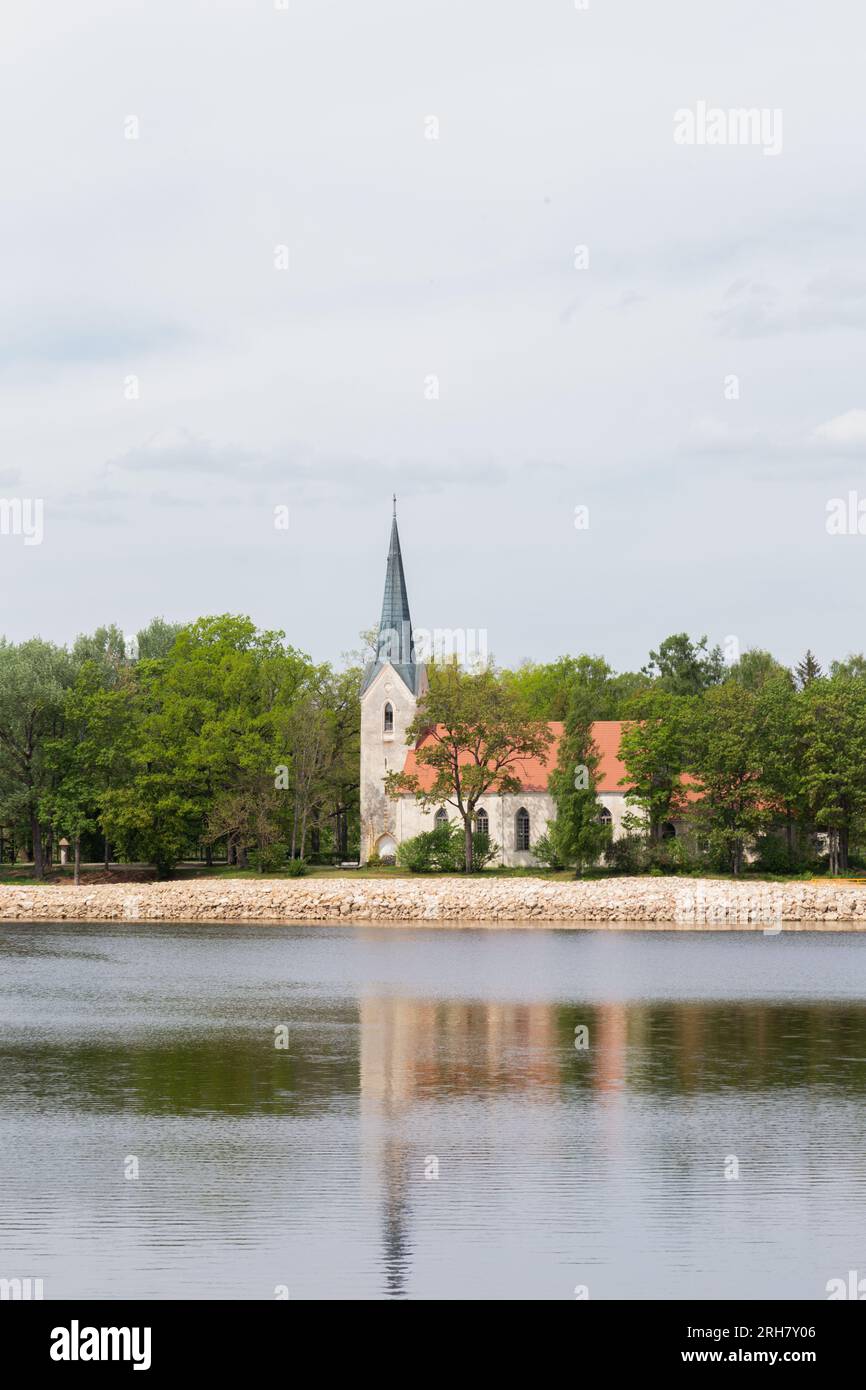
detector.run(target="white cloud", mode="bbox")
[813,410,866,449]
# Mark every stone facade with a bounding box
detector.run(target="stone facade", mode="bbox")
[393,788,631,867]
[3,878,866,926]
[359,662,426,863]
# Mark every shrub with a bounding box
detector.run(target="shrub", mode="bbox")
[256,845,286,873]
[469,832,500,871]
[284,858,308,877]
[397,833,435,872]
[397,821,500,872]
[532,829,566,870]
[605,833,643,874]
[751,831,816,876]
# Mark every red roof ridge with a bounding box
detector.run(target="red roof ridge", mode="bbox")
[401,719,630,794]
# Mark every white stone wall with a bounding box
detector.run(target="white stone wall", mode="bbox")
[4,878,866,926]
[396,789,632,866]
[359,663,426,863]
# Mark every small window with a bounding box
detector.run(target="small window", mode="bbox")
[661,821,676,840]
[434,808,448,828]
[515,807,530,851]
[476,808,489,837]
[598,806,612,828]
[383,702,394,734]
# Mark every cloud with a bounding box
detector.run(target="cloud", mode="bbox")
[0,315,187,368]
[813,410,866,450]
[713,279,866,338]
[51,486,130,526]
[109,428,256,477]
[107,428,503,500]
[805,272,866,302]
[686,417,773,456]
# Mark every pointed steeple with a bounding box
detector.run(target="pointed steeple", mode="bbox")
[361,500,420,695]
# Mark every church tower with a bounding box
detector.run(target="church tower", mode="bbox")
[359,500,427,863]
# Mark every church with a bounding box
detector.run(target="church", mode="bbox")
[359,506,633,866]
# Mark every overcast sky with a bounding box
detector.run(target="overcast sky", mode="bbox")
[1,0,865,673]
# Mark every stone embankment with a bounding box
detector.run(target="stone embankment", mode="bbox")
[2,877,866,927]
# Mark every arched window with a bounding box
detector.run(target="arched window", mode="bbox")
[661,821,676,840]
[383,702,394,734]
[598,806,612,828]
[475,807,489,837]
[434,808,448,829]
[515,807,530,851]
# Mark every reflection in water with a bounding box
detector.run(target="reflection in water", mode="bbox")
[356,994,866,1297]
[359,999,561,1295]
[1,922,866,1298]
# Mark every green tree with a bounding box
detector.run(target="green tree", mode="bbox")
[136,617,184,660]
[618,690,689,843]
[753,673,806,866]
[829,653,866,681]
[548,703,609,875]
[385,660,552,871]
[0,639,76,876]
[797,675,866,875]
[686,683,767,875]
[102,615,313,875]
[643,633,725,696]
[502,654,646,720]
[726,648,792,691]
[795,649,823,688]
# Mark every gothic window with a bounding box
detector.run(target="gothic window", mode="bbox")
[515,807,530,851]
[434,808,448,829]
[661,821,676,840]
[475,807,489,837]
[598,806,613,828]
[383,702,394,734]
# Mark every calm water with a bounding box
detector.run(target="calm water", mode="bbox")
[1,922,865,1300]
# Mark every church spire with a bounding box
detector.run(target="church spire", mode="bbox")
[361,502,420,695]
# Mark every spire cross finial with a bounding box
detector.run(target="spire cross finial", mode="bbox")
[393,493,396,517]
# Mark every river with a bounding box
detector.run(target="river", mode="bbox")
[1,922,864,1299]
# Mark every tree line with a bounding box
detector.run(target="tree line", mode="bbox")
[0,616,360,879]
[505,638,866,876]
[391,636,866,876]
[1,619,862,879]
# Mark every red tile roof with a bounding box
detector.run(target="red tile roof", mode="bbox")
[401,720,631,794]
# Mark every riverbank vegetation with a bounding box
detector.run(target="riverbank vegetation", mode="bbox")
[1,620,865,879]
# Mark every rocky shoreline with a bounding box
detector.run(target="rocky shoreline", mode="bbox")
[2,876,866,927]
